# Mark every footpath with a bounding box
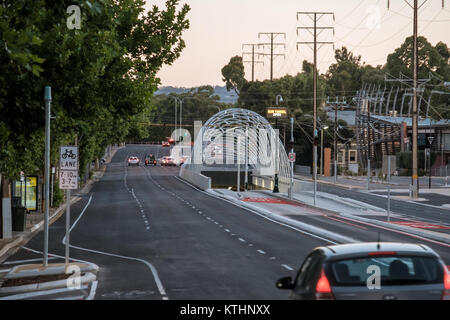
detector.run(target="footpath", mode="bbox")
[0,145,123,300]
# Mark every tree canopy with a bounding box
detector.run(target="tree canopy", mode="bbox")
[0,0,190,179]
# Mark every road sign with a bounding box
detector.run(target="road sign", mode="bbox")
[60,146,79,170]
[266,107,288,119]
[288,152,296,162]
[59,170,78,189]
[59,146,78,190]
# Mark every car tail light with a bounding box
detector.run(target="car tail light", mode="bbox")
[442,266,450,300]
[315,269,334,300]
[368,251,397,256]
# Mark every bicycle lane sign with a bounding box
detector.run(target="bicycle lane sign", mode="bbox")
[60,146,78,189]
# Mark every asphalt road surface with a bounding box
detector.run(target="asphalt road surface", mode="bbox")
[3,144,450,300]
[316,182,450,226]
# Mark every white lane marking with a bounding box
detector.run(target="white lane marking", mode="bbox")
[55,295,85,300]
[257,250,266,255]
[59,179,167,300]
[22,247,93,265]
[63,194,94,244]
[282,264,294,271]
[214,222,219,225]
[69,238,168,300]
[225,229,230,233]
[238,238,246,243]
[86,280,98,300]
[0,286,89,300]
[269,257,276,260]
[3,257,58,265]
[174,176,338,245]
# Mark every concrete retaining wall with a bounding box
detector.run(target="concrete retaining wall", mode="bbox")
[179,167,212,190]
[252,175,313,193]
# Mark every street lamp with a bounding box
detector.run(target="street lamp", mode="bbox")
[428,136,434,189]
[273,95,283,193]
[321,126,329,176]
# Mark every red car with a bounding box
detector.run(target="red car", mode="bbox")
[162,141,170,147]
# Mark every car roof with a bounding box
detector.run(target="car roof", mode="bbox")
[317,242,438,259]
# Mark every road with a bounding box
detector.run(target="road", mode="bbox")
[2,144,450,300]
[316,181,450,226]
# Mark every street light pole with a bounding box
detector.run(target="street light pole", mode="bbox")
[320,126,328,176]
[289,117,294,199]
[273,95,283,193]
[43,86,52,267]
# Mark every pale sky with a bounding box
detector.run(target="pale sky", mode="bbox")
[146,0,450,87]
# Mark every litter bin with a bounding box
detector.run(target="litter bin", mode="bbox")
[12,206,27,232]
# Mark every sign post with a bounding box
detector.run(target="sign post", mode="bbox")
[59,146,79,266]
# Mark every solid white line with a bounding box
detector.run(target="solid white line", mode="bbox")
[3,257,58,265]
[68,243,168,299]
[225,229,230,232]
[257,250,266,254]
[55,295,85,300]
[86,280,98,300]
[22,247,93,265]
[62,193,94,244]
[0,286,89,300]
[282,264,294,271]
[238,238,246,243]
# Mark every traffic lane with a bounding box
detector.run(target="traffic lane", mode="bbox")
[4,147,166,300]
[148,164,450,266]
[318,183,450,225]
[135,166,332,298]
[132,166,327,299]
[66,160,167,299]
[371,191,450,207]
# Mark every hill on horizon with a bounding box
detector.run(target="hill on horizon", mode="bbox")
[155,85,238,104]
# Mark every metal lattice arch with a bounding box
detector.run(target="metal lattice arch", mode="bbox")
[184,108,291,181]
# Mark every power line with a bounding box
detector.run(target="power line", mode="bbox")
[258,32,286,81]
[242,43,264,82]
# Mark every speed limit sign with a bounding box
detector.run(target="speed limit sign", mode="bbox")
[288,152,296,162]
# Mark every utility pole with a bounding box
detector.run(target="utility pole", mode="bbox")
[387,0,445,198]
[327,96,346,182]
[242,44,264,82]
[258,32,286,81]
[297,12,334,206]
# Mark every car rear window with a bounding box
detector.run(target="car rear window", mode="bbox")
[330,255,443,286]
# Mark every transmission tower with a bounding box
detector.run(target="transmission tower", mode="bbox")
[387,0,445,198]
[257,32,286,82]
[296,11,334,205]
[242,44,264,82]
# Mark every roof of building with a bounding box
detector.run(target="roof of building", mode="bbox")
[370,115,450,127]
[326,110,356,126]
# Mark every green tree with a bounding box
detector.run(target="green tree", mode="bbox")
[0,0,190,182]
[221,56,246,96]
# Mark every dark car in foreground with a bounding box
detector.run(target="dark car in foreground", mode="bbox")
[145,154,157,166]
[276,242,450,300]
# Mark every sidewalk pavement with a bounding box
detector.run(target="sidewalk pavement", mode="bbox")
[296,173,450,190]
[0,145,123,265]
[295,173,450,207]
[208,187,450,245]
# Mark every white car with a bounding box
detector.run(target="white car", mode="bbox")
[128,156,139,166]
[161,156,175,166]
